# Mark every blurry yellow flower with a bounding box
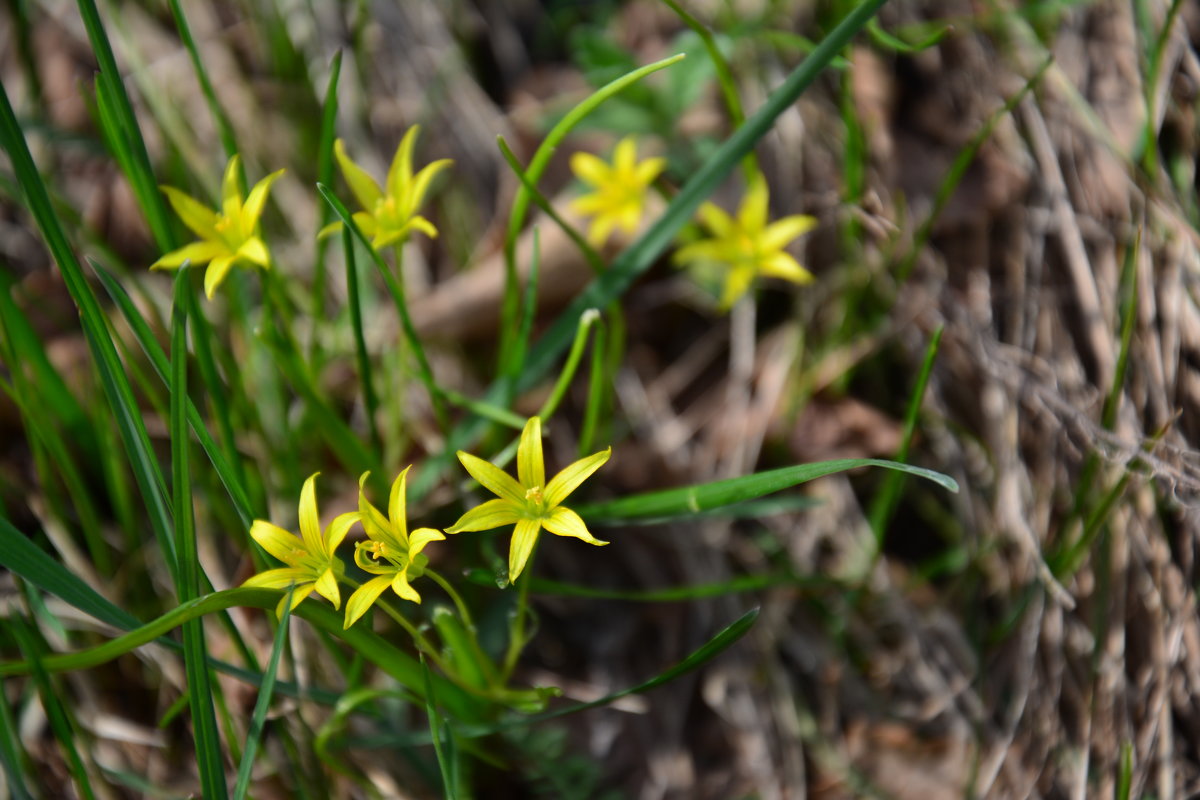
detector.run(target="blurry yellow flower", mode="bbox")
[242,473,359,618]
[674,175,816,310]
[152,155,284,299]
[320,126,452,248]
[446,417,610,582]
[343,467,445,629]
[569,136,665,246]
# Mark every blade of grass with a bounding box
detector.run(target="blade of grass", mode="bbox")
[507,226,541,382]
[171,273,228,800]
[0,80,179,585]
[232,586,293,800]
[344,228,382,455]
[313,50,343,329]
[0,660,35,800]
[91,258,256,525]
[413,0,888,501]
[75,0,174,251]
[165,0,238,159]
[463,570,834,602]
[421,654,459,799]
[575,458,958,522]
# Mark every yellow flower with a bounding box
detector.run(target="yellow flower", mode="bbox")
[674,175,816,310]
[446,417,610,582]
[152,155,284,299]
[343,467,445,629]
[242,473,359,618]
[320,126,452,248]
[569,136,665,246]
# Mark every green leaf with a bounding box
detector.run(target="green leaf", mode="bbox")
[232,587,293,800]
[575,459,957,522]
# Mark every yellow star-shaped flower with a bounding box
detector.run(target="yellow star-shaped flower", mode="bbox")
[446,417,610,582]
[242,473,359,618]
[569,136,665,246]
[343,467,446,629]
[152,155,284,298]
[674,175,816,310]
[319,126,452,249]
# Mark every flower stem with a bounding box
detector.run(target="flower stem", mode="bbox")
[426,568,473,629]
[501,544,536,682]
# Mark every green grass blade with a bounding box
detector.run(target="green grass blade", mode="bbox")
[90,258,256,526]
[464,570,832,602]
[75,0,174,251]
[344,229,382,454]
[165,0,238,158]
[575,458,958,522]
[12,620,98,800]
[0,663,36,799]
[866,324,944,542]
[232,587,293,800]
[421,654,459,799]
[507,226,541,382]
[312,51,344,326]
[171,273,228,800]
[0,80,179,585]
[412,0,887,501]
[317,183,448,431]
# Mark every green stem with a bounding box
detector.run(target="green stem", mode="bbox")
[345,230,382,455]
[536,309,601,420]
[426,568,474,629]
[501,546,536,682]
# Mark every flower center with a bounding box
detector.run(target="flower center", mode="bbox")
[525,485,545,507]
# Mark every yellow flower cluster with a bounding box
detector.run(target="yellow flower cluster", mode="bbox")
[241,417,609,627]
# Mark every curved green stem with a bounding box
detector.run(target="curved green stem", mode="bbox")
[501,545,536,682]
[426,568,473,629]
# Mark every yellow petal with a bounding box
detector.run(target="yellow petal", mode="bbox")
[249,520,302,564]
[719,264,756,310]
[160,186,218,241]
[242,168,285,230]
[586,215,616,247]
[277,583,317,619]
[634,156,666,186]
[313,565,341,609]
[568,193,609,216]
[390,571,421,604]
[760,214,816,252]
[456,451,525,504]
[151,241,225,270]
[298,473,323,556]
[758,252,813,284]
[544,447,611,508]
[388,466,412,544]
[352,212,378,238]
[386,126,419,203]
[221,155,243,220]
[343,575,392,628]
[324,511,360,556]
[445,498,522,533]
[406,216,439,240]
[408,526,446,557]
[236,237,270,267]
[696,202,734,238]
[203,256,237,299]
[316,220,344,240]
[242,566,307,589]
[508,518,542,581]
[570,152,612,187]
[738,176,769,233]
[542,506,608,545]
[357,472,392,543]
[613,137,637,173]
[517,416,545,490]
[407,158,452,215]
[334,139,383,212]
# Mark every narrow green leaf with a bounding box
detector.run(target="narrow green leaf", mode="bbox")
[344,228,382,454]
[575,458,957,522]
[165,0,238,159]
[421,654,459,799]
[232,587,294,800]
[0,660,35,799]
[463,570,833,602]
[312,51,344,326]
[171,272,227,800]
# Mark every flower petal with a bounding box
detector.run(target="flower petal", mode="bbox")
[388,466,413,543]
[406,216,439,240]
[760,214,817,252]
[445,498,521,533]
[390,571,421,604]
[242,169,285,229]
[719,264,757,310]
[357,472,393,543]
[298,473,323,556]
[586,215,617,247]
[343,575,392,628]
[386,126,419,203]
[335,139,383,212]
[407,159,452,215]
[542,506,608,545]
[160,186,218,241]
[408,526,446,557]
[236,236,270,267]
[313,565,341,609]
[277,584,316,619]
[696,202,734,238]
[316,220,344,240]
[456,452,525,504]
[570,152,611,187]
[613,136,637,173]
[544,447,611,508]
[249,520,302,564]
[324,511,360,556]
[151,241,225,270]
[758,252,813,285]
[634,156,666,186]
[242,566,308,589]
[517,416,545,490]
[203,256,237,299]
[221,155,243,220]
[508,518,542,581]
[738,176,769,233]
